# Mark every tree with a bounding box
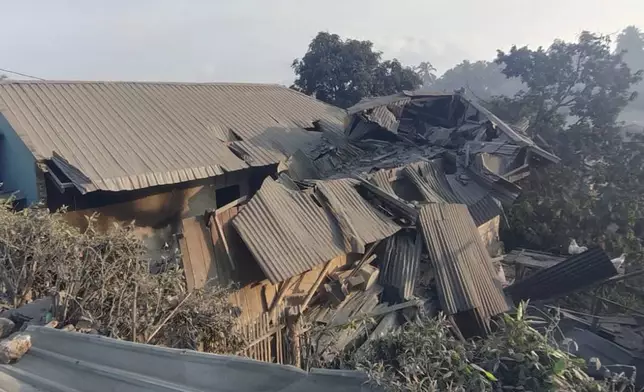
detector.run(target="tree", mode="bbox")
[616,26,644,119]
[292,32,422,108]
[414,61,437,88]
[495,31,644,263]
[432,60,523,100]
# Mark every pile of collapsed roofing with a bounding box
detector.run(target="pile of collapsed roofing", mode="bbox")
[226,90,618,361]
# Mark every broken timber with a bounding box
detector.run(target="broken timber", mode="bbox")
[351,174,418,224]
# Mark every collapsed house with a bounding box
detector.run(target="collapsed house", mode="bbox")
[1,84,619,367]
[175,90,571,362]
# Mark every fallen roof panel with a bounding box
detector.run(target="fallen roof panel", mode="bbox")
[379,231,423,301]
[232,178,348,283]
[0,81,344,192]
[418,204,509,335]
[233,178,400,283]
[505,248,617,302]
[0,325,373,392]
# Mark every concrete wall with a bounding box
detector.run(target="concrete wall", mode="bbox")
[0,117,39,204]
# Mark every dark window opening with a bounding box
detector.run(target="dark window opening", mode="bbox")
[216,185,241,208]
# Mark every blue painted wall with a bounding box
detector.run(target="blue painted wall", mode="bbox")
[0,116,39,204]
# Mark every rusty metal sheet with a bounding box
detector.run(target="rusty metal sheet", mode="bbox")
[0,81,344,193]
[418,204,509,336]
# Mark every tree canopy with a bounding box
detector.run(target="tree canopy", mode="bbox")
[494,31,644,262]
[431,60,523,100]
[292,32,422,108]
[617,26,644,120]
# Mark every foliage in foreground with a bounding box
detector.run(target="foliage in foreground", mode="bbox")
[0,203,244,354]
[348,305,630,392]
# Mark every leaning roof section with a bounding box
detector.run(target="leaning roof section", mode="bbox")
[0,81,344,193]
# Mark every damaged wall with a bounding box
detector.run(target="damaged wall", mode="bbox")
[230,254,353,325]
[57,169,256,261]
[0,116,39,204]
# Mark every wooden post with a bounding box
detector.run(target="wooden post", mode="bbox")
[301,260,334,312]
[590,287,602,332]
[286,306,302,368]
[269,276,294,313]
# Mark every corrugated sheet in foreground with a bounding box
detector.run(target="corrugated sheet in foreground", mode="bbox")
[232,178,348,283]
[505,248,617,302]
[0,326,373,392]
[0,81,344,192]
[418,204,509,334]
[379,231,422,301]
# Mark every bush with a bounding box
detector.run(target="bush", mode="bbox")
[0,203,244,354]
[351,304,628,392]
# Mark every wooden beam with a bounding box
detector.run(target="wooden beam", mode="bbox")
[347,241,381,281]
[269,276,294,313]
[352,174,418,223]
[301,260,334,312]
[215,195,248,215]
[212,215,236,271]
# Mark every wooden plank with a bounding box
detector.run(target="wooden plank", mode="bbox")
[215,195,248,216]
[352,174,418,223]
[214,215,236,271]
[181,216,216,290]
[269,276,294,313]
[301,260,334,312]
[178,236,196,291]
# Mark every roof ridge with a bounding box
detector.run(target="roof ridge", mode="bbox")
[0,80,287,87]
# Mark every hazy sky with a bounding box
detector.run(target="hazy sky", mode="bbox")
[2,1,642,84]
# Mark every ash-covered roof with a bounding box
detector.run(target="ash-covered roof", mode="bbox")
[0,81,344,193]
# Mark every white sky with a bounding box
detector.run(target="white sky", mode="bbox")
[2,0,642,84]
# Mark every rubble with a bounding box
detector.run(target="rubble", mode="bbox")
[4,88,637,388]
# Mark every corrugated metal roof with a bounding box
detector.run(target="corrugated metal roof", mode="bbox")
[232,178,348,283]
[465,141,521,156]
[369,170,396,194]
[315,179,401,247]
[402,160,503,226]
[0,325,373,392]
[378,231,422,301]
[0,81,343,192]
[418,204,509,335]
[233,178,400,283]
[505,248,617,302]
[229,126,323,167]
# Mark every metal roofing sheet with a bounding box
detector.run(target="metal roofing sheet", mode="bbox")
[315,179,401,246]
[379,231,422,301]
[403,160,503,226]
[505,248,617,302]
[418,204,509,330]
[0,81,344,192]
[232,178,348,283]
[229,126,323,167]
[233,177,400,283]
[0,325,373,392]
